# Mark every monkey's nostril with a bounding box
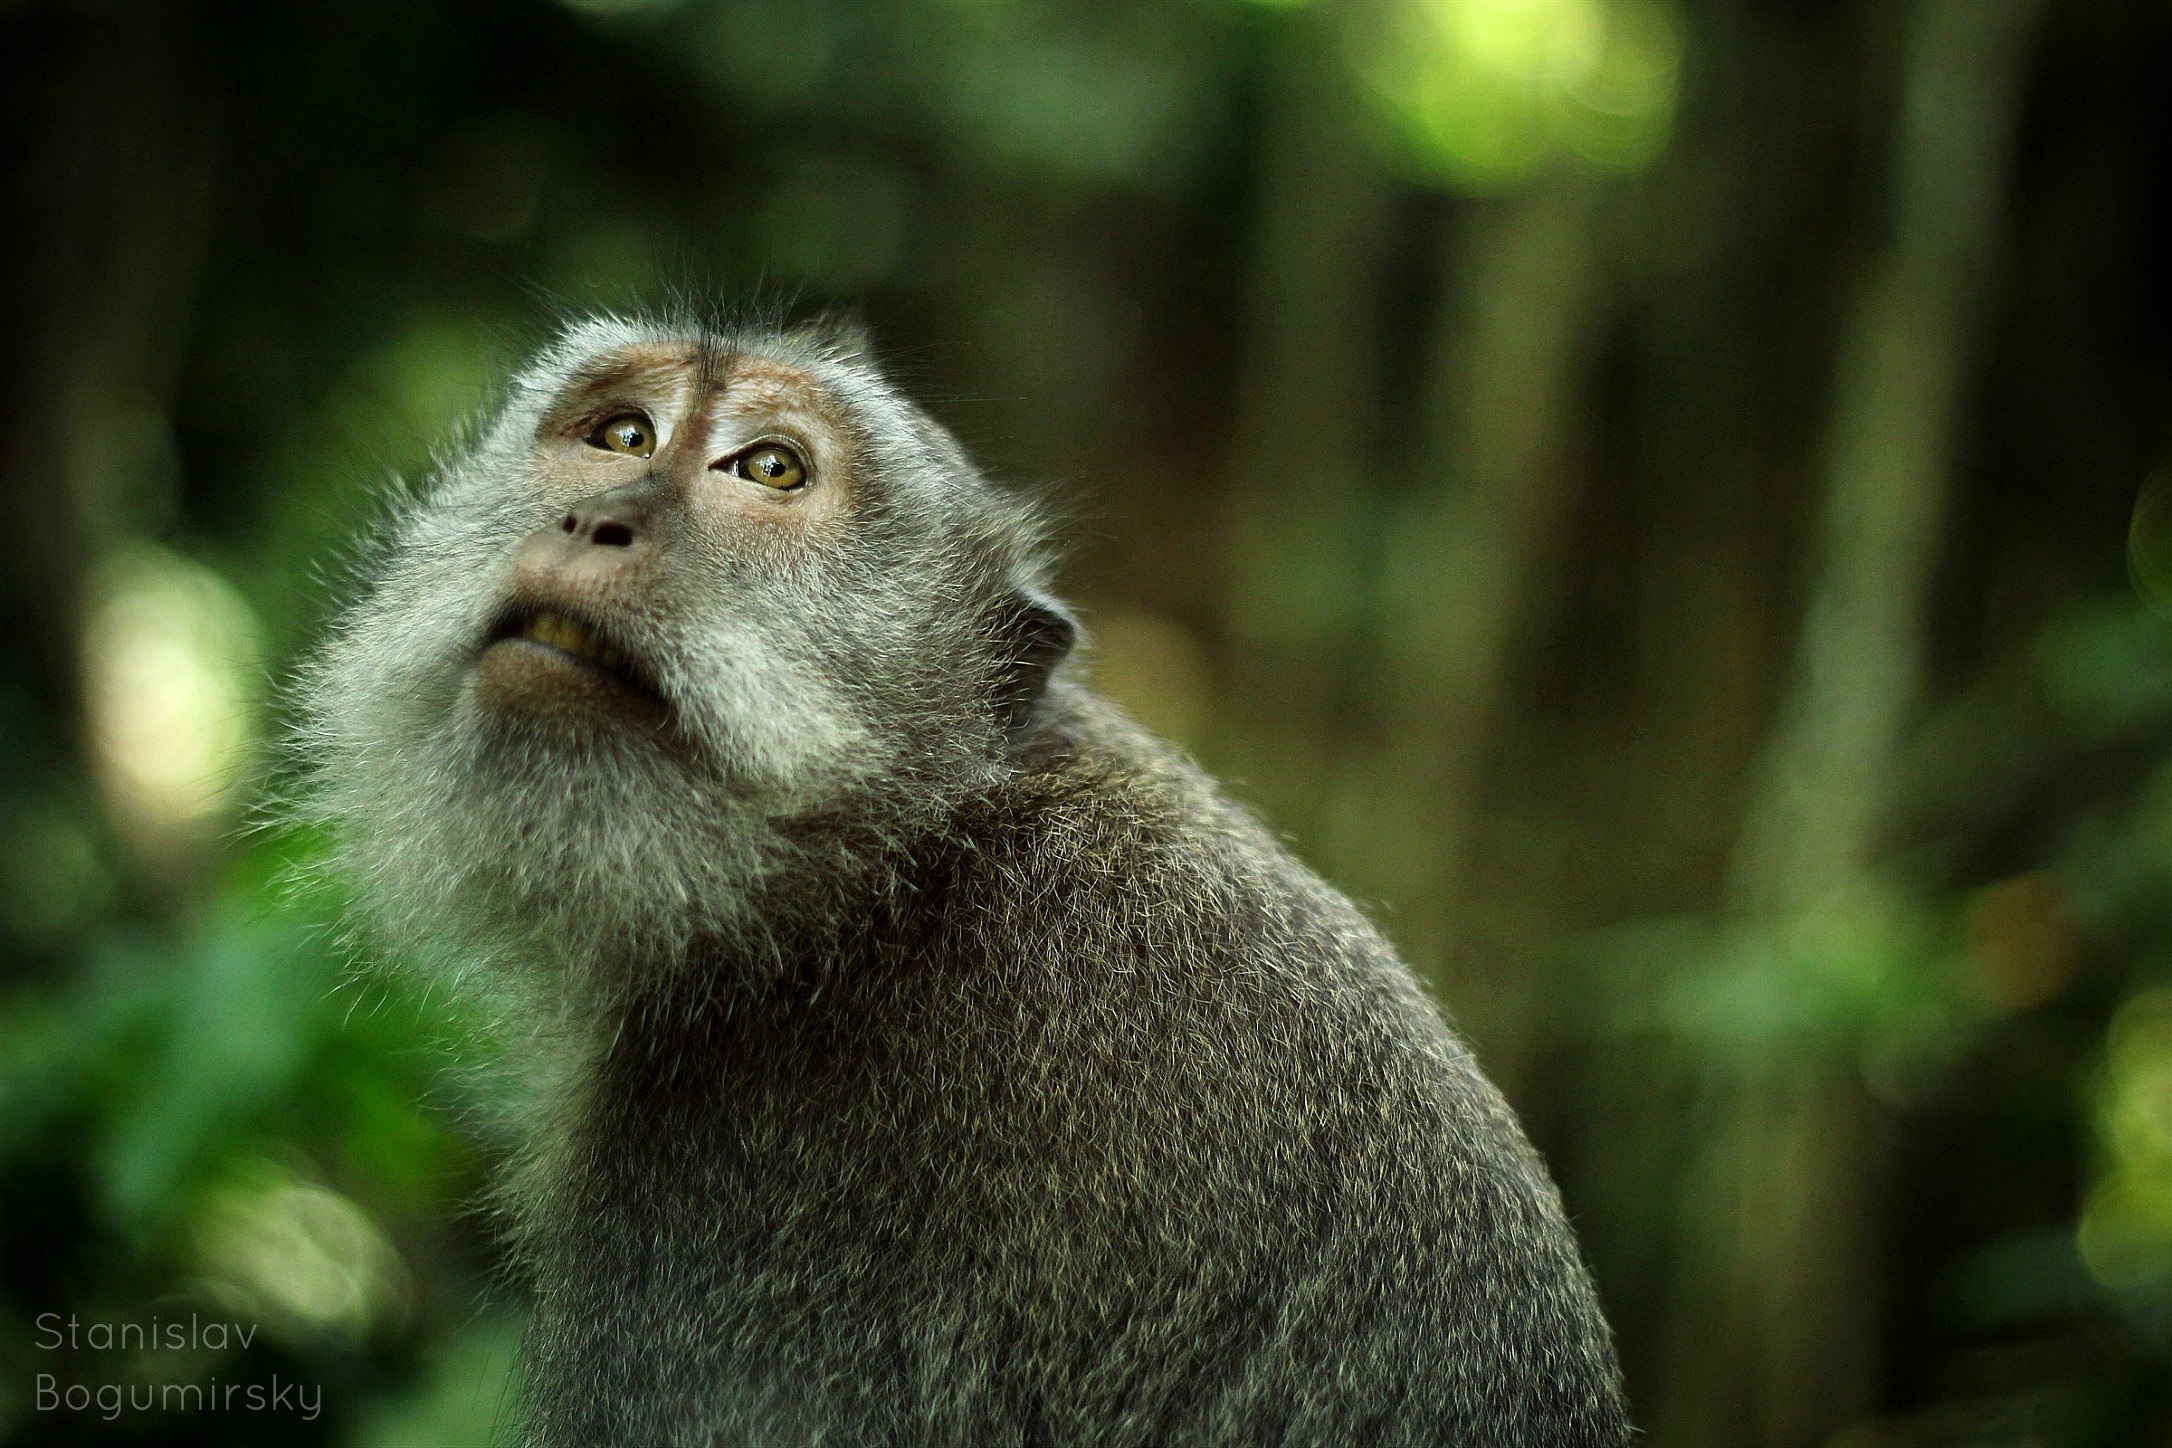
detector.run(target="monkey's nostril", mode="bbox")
[591,521,635,548]
[561,514,578,534]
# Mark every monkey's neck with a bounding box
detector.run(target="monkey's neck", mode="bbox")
[518,785,950,1021]
[513,776,1020,1281]
[544,821,951,1103]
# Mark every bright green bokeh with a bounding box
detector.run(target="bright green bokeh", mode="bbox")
[1351,0,1683,190]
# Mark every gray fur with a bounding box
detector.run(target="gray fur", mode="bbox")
[294,309,1631,1445]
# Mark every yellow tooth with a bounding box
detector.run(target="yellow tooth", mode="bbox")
[523,611,608,665]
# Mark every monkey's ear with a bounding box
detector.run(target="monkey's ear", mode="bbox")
[787,309,875,366]
[993,590,1077,735]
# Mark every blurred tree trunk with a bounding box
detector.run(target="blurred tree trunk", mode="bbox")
[1319,178,1609,1075]
[1,3,218,924]
[1216,0,1394,837]
[8,4,217,687]
[1654,0,2049,1441]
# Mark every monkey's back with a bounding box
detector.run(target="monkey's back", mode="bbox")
[519,691,1630,1446]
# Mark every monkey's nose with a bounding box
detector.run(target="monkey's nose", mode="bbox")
[559,487,652,549]
[513,480,668,588]
[562,511,636,547]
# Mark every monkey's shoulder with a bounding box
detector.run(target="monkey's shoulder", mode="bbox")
[962,691,1391,977]
[875,695,1631,1441]
[937,691,1502,1122]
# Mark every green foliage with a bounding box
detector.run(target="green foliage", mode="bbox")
[0,850,512,1436]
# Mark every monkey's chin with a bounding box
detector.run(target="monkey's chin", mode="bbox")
[473,637,671,732]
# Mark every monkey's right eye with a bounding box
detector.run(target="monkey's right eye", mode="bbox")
[586,414,656,458]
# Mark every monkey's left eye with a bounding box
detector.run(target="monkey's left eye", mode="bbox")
[586,414,655,458]
[722,442,808,491]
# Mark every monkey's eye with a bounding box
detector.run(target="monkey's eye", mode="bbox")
[586,414,655,458]
[724,442,808,491]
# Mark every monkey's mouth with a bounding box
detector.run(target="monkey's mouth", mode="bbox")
[481,604,662,701]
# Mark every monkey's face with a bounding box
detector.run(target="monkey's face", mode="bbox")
[467,336,893,784]
[301,317,1068,972]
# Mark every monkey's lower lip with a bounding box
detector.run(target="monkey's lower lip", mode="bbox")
[480,607,660,700]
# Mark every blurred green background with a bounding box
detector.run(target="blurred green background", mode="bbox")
[3,0,2170,1442]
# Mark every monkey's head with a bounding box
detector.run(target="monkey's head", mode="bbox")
[296,313,1074,979]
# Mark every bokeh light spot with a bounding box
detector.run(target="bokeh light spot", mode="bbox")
[1350,0,1683,192]
[2128,468,2172,618]
[194,1160,412,1349]
[81,546,262,860]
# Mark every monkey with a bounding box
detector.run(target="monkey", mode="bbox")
[293,306,1631,1446]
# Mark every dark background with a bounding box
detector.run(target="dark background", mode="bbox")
[4,0,2172,1443]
